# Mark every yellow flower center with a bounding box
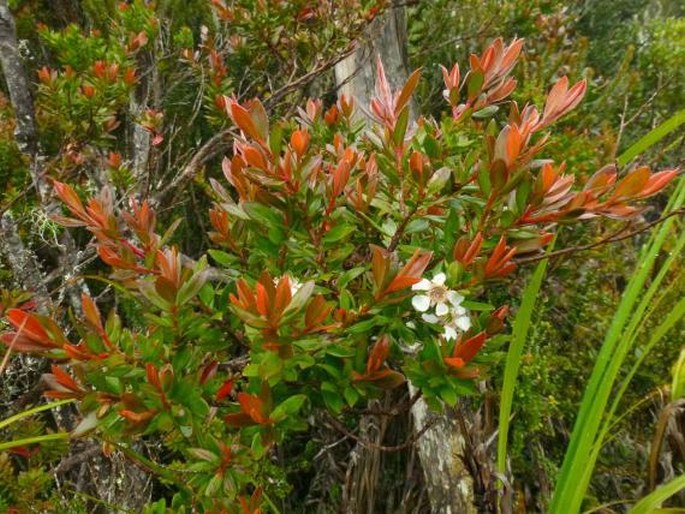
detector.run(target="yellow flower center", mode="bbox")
[428,285,448,304]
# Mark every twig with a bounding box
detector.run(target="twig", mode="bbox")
[388,202,420,252]
[0,316,26,375]
[515,208,685,265]
[357,390,423,416]
[263,47,357,110]
[53,445,102,475]
[326,412,438,452]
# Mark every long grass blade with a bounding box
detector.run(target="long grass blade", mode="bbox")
[617,108,685,167]
[497,248,552,476]
[628,475,685,514]
[0,399,75,430]
[550,177,685,513]
[0,432,69,452]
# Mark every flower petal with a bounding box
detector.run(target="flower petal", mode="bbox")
[455,315,471,332]
[432,272,446,285]
[422,313,439,324]
[412,295,431,312]
[412,279,432,291]
[453,306,466,316]
[443,325,457,341]
[435,302,449,316]
[447,291,464,307]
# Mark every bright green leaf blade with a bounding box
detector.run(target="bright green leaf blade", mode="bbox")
[550,177,685,513]
[0,432,70,452]
[0,399,74,430]
[629,475,685,514]
[617,108,685,167]
[497,242,553,476]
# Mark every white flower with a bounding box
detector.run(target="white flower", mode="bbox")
[412,272,464,317]
[442,314,472,341]
[412,272,472,341]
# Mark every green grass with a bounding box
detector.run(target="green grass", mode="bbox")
[497,245,552,477]
[549,175,684,513]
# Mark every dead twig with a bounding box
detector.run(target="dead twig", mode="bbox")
[515,207,685,265]
[326,411,438,452]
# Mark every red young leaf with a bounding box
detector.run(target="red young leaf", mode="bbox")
[611,166,651,200]
[229,101,264,143]
[237,392,269,424]
[385,250,432,294]
[453,331,487,363]
[367,335,390,374]
[216,379,234,401]
[395,68,421,116]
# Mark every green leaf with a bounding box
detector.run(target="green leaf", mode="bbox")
[422,134,440,159]
[497,240,553,478]
[462,300,494,312]
[439,384,457,406]
[323,223,356,244]
[284,280,315,315]
[269,123,283,156]
[326,345,356,358]
[271,395,307,422]
[472,105,499,119]
[198,283,214,308]
[243,202,283,228]
[105,376,123,395]
[406,218,430,234]
[617,108,685,166]
[321,382,344,414]
[347,317,382,334]
[477,163,491,196]
[337,267,366,289]
[208,249,235,267]
[205,473,223,497]
[427,166,451,194]
[343,386,360,407]
[319,362,342,379]
[628,475,685,514]
[258,352,284,381]
[393,106,410,147]
[177,269,209,306]
[466,70,484,99]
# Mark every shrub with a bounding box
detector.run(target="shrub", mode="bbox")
[1,37,678,511]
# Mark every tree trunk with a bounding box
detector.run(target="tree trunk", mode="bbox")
[0,3,151,511]
[334,3,476,512]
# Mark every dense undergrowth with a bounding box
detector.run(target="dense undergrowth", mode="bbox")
[0,1,683,512]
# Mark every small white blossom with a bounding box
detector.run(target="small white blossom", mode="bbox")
[442,314,472,341]
[411,273,464,316]
[412,272,471,341]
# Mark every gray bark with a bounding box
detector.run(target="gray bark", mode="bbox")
[335,2,413,119]
[0,3,150,511]
[0,0,52,312]
[0,212,51,313]
[0,0,89,313]
[0,0,48,202]
[334,3,477,512]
